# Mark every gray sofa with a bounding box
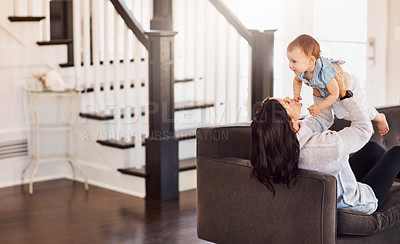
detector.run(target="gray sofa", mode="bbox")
[196,105,400,244]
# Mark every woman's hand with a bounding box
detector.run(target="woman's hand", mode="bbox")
[332,62,346,98]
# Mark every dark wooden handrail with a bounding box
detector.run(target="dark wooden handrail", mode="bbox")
[110,0,150,50]
[209,0,253,46]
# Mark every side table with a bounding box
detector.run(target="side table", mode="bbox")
[22,89,89,194]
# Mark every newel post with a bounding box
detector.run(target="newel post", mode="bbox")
[145,31,179,201]
[150,0,173,30]
[250,30,276,117]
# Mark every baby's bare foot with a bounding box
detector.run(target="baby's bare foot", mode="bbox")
[374,113,389,136]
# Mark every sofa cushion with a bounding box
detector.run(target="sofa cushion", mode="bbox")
[337,184,400,235]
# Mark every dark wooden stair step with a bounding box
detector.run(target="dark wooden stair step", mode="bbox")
[8,16,45,22]
[80,81,145,93]
[78,101,213,121]
[59,58,145,68]
[175,128,196,141]
[174,78,194,84]
[96,138,146,149]
[79,112,114,120]
[179,157,197,171]
[95,128,197,150]
[79,111,145,120]
[117,157,196,177]
[96,128,196,149]
[117,167,148,178]
[97,139,135,149]
[36,39,73,45]
[81,78,193,93]
[174,101,214,111]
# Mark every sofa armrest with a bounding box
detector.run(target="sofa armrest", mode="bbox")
[197,156,337,244]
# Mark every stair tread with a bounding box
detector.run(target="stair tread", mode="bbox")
[174,101,214,111]
[79,110,144,121]
[8,16,45,22]
[175,128,196,140]
[97,139,135,149]
[118,167,148,177]
[80,81,142,94]
[59,58,145,68]
[118,157,196,177]
[37,39,73,45]
[179,157,197,171]
[174,78,194,83]
[97,138,147,148]
[79,112,114,120]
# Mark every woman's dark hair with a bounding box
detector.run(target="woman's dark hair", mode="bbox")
[250,98,300,196]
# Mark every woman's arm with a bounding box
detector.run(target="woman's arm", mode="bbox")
[299,97,372,175]
[336,98,373,156]
[307,98,372,161]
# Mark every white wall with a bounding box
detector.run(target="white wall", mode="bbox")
[386,0,400,105]
[0,0,70,188]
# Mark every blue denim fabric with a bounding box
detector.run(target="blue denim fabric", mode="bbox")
[297,56,345,98]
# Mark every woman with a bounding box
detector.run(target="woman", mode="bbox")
[250,87,400,214]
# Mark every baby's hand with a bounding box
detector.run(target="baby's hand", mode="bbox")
[308,104,322,116]
[293,94,302,102]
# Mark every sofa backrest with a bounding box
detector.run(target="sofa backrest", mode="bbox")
[197,105,400,161]
[197,124,251,160]
[329,105,400,149]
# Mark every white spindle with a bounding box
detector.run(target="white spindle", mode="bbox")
[247,45,252,121]
[113,11,120,141]
[83,0,91,91]
[42,0,50,41]
[214,14,220,124]
[14,0,19,16]
[143,50,149,166]
[141,0,150,58]
[28,0,33,16]
[103,0,111,114]
[203,1,209,107]
[235,34,241,122]
[72,0,82,89]
[134,37,143,168]
[92,0,101,114]
[193,0,199,103]
[144,0,151,30]
[225,23,231,123]
[184,0,189,80]
[123,25,131,142]
[131,0,135,15]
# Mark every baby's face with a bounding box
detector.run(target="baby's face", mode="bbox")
[286,47,313,75]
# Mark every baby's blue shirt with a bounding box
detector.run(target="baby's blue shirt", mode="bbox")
[296,56,345,98]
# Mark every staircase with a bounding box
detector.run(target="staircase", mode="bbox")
[5,0,274,199]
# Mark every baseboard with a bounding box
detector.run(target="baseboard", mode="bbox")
[0,174,65,189]
[72,159,146,198]
[179,169,197,191]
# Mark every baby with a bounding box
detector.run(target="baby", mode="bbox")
[286,34,389,136]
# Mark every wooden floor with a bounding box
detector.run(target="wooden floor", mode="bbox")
[0,179,211,244]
